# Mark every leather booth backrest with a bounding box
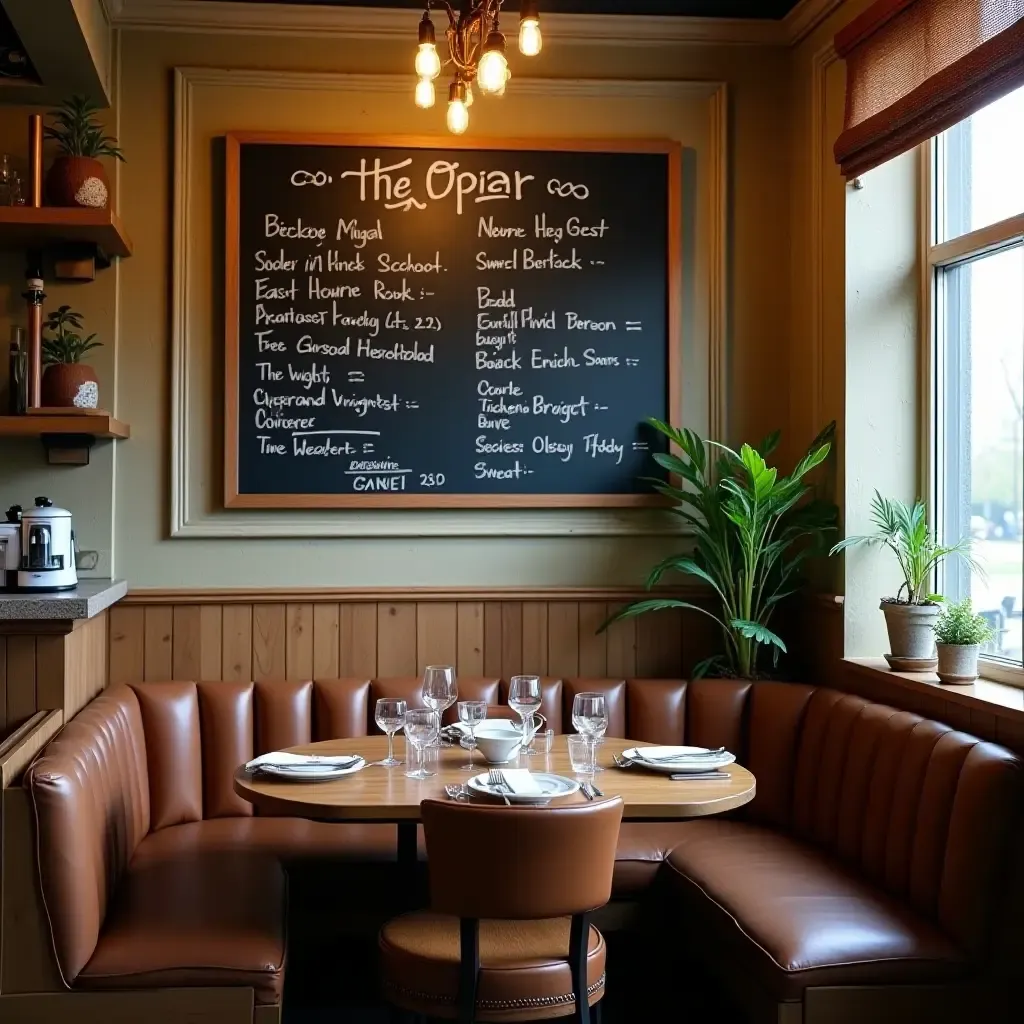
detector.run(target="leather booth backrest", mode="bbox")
[790,689,1022,957]
[27,686,151,985]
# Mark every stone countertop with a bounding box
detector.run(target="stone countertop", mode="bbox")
[0,579,128,621]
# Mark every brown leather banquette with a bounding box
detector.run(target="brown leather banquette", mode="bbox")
[26,676,1022,1024]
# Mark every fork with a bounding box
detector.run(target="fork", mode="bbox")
[636,747,726,762]
[487,768,512,805]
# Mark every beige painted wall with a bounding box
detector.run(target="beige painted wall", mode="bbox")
[4,21,801,589]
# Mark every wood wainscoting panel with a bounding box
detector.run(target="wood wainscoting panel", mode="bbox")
[109,589,714,686]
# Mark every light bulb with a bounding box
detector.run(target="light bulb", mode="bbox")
[447,97,469,134]
[519,17,542,56]
[477,32,508,95]
[415,43,441,81]
[414,77,435,109]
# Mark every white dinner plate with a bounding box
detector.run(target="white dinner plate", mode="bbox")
[467,772,580,805]
[258,757,366,781]
[621,746,735,774]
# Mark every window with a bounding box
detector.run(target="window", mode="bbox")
[933,83,1024,681]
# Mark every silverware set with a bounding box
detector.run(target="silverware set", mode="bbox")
[486,768,512,805]
[611,751,731,780]
[580,780,603,800]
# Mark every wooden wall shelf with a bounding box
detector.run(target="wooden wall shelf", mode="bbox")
[0,410,129,463]
[0,411,129,439]
[0,207,133,269]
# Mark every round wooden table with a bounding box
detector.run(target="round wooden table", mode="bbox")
[234,735,756,864]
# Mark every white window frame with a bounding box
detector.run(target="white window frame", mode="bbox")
[927,126,1024,689]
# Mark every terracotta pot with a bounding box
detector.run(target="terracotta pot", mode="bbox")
[936,643,981,684]
[42,364,99,408]
[45,156,110,209]
[881,600,940,660]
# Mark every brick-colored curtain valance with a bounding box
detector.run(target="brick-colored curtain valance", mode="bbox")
[834,0,1024,178]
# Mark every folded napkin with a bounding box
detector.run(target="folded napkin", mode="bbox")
[245,751,361,773]
[496,769,542,796]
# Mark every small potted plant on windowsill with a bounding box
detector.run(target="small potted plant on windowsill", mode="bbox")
[830,492,978,667]
[933,598,995,683]
[41,305,102,408]
[44,95,125,209]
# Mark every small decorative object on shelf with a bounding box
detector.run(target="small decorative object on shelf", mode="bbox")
[22,261,44,408]
[40,305,101,409]
[29,113,42,207]
[7,326,27,414]
[44,96,125,210]
[933,598,995,684]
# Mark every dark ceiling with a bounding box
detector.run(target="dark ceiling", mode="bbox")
[217,1,801,19]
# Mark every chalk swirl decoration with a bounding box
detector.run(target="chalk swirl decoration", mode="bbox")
[547,179,589,200]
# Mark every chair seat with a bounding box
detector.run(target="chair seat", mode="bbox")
[662,819,968,1000]
[379,912,606,1022]
[76,849,286,1005]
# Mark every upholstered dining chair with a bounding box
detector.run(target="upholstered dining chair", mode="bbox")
[379,797,624,1024]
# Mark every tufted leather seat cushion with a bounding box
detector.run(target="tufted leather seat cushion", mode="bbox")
[379,912,605,1021]
[662,820,967,999]
[76,849,286,1004]
[131,815,403,864]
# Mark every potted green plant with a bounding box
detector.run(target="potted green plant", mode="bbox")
[44,95,125,208]
[829,492,978,665]
[41,305,102,408]
[602,420,837,679]
[933,598,994,683]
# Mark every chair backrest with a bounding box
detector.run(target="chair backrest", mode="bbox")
[421,797,623,920]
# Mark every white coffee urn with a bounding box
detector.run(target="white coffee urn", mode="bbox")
[17,497,78,592]
[0,505,21,591]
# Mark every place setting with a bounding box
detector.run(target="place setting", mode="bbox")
[611,745,736,780]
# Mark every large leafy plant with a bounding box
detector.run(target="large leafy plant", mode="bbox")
[42,306,102,365]
[45,95,125,161]
[604,421,837,679]
[829,492,977,604]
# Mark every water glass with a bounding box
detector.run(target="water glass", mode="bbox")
[373,697,407,767]
[572,692,608,772]
[422,665,457,747]
[567,735,594,775]
[404,708,439,779]
[508,674,543,754]
[457,699,488,770]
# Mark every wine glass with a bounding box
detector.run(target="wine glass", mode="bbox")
[508,674,543,755]
[373,697,407,767]
[404,708,439,779]
[572,692,608,772]
[457,700,488,770]
[421,665,457,767]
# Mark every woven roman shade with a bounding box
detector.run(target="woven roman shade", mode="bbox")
[834,0,1024,178]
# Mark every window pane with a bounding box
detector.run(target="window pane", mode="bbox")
[939,83,1024,242]
[941,245,1024,664]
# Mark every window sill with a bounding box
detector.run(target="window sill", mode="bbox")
[844,657,1024,723]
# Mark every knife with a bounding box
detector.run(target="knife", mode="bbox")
[670,771,730,780]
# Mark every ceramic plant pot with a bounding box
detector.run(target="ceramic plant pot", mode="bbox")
[936,643,981,684]
[41,364,99,408]
[46,156,109,208]
[881,600,940,660]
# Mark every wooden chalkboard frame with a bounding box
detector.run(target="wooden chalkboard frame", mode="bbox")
[224,132,682,509]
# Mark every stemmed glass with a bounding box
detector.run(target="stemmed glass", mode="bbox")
[508,674,543,755]
[457,700,488,771]
[421,665,457,768]
[404,708,440,779]
[373,697,407,767]
[572,692,608,773]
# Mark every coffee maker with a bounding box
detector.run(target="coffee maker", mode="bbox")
[17,497,77,592]
[0,505,20,591]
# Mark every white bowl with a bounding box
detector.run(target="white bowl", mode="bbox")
[474,723,523,764]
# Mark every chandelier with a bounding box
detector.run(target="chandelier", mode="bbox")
[414,1,543,135]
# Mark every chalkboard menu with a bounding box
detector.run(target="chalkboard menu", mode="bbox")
[224,133,681,508]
